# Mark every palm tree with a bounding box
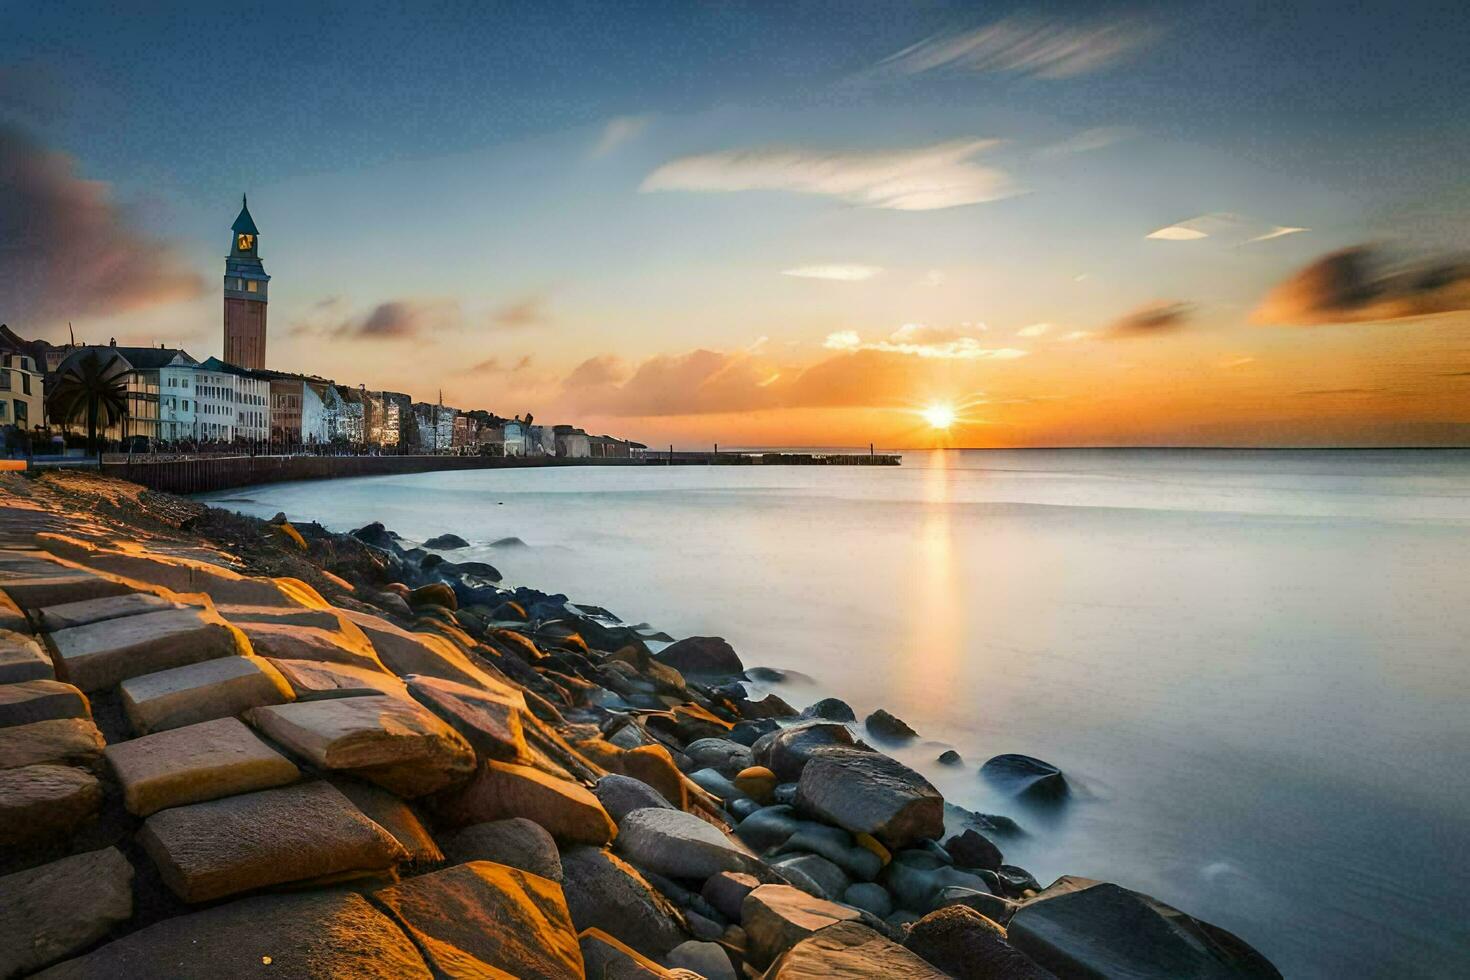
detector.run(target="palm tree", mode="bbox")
[48,351,130,457]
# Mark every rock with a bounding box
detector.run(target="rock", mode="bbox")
[352,521,403,552]
[767,921,948,978]
[0,571,133,610]
[794,747,944,848]
[33,889,430,979]
[268,657,409,701]
[729,717,779,745]
[596,773,675,824]
[579,927,672,979]
[422,532,470,549]
[249,695,475,797]
[865,708,919,741]
[0,678,89,728]
[0,847,133,978]
[729,796,762,820]
[778,822,884,881]
[934,886,1022,926]
[666,939,737,980]
[844,881,894,918]
[406,672,527,762]
[49,606,242,691]
[561,846,689,958]
[734,804,802,852]
[1007,877,1281,979]
[735,692,799,720]
[341,608,502,689]
[375,591,414,618]
[491,600,527,621]
[0,628,54,683]
[120,655,294,735]
[881,852,992,913]
[617,807,763,881]
[439,758,617,846]
[235,621,384,672]
[36,591,180,631]
[904,904,1056,978]
[800,697,856,722]
[733,765,777,804]
[408,582,457,609]
[104,716,299,816]
[938,749,963,766]
[492,536,526,547]
[654,636,744,676]
[944,827,1004,871]
[702,871,761,920]
[740,883,863,968]
[334,779,444,864]
[441,817,562,881]
[138,780,408,902]
[771,852,851,901]
[688,767,744,801]
[0,764,101,845]
[446,560,501,580]
[980,754,1069,802]
[755,720,857,782]
[684,737,753,778]
[372,861,583,978]
[0,717,105,770]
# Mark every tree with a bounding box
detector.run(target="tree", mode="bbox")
[48,351,129,456]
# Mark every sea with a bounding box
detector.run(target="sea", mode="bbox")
[198,448,1470,978]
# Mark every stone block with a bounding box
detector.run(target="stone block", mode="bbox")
[438,759,617,846]
[0,847,133,977]
[50,606,242,692]
[0,764,101,845]
[267,657,409,701]
[0,628,52,683]
[0,717,104,770]
[104,716,299,816]
[0,678,89,728]
[406,672,527,762]
[120,655,293,735]
[36,592,181,631]
[741,883,862,968]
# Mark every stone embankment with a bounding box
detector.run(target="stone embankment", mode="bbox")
[0,471,1281,978]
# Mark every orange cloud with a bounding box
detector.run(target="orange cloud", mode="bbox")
[1253,245,1470,325]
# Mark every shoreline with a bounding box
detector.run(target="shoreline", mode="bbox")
[0,469,1281,978]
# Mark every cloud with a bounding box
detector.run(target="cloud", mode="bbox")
[1252,246,1470,325]
[456,353,534,376]
[1248,226,1310,244]
[1107,301,1194,337]
[0,125,205,325]
[824,322,1026,360]
[641,139,1017,211]
[877,15,1161,79]
[1147,212,1308,244]
[293,298,459,340]
[590,115,650,158]
[1016,323,1051,338]
[1060,330,1094,341]
[782,264,882,282]
[919,269,945,287]
[1037,127,1133,159]
[490,295,550,328]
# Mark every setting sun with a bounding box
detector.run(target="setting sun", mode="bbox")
[921,404,956,429]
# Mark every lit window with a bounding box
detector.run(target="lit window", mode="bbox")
[247,281,258,293]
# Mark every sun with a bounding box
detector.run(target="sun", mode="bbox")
[921,403,956,429]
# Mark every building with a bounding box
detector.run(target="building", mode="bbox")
[157,361,197,442]
[435,402,456,452]
[334,386,366,445]
[526,424,555,456]
[313,382,347,444]
[194,357,268,445]
[223,195,270,370]
[589,434,633,458]
[0,330,44,434]
[50,343,196,444]
[451,412,472,449]
[554,424,590,458]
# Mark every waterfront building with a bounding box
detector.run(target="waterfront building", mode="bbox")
[526,424,555,456]
[553,424,590,458]
[50,343,196,444]
[0,330,45,434]
[334,386,366,445]
[223,196,270,369]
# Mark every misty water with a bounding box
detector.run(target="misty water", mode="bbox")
[200,449,1470,977]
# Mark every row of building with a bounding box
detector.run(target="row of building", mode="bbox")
[0,325,637,458]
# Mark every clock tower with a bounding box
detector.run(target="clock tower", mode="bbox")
[223,194,270,369]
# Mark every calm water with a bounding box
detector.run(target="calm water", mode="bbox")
[200,449,1470,977]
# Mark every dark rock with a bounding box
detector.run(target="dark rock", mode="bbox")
[684,737,753,779]
[423,533,470,550]
[937,750,963,766]
[881,851,992,913]
[666,939,738,980]
[561,846,689,958]
[616,807,763,880]
[441,817,563,882]
[743,666,786,683]
[419,553,446,570]
[407,582,457,610]
[702,871,760,920]
[754,721,857,782]
[771,852,851,901]
[801,697,856,722]
[776,823,883,881]
[729,718,779,746]
[865,708,919,742]
[933,886,1022,926]
[844,882,894,918]
[446,560,501,581]
[905,905,1056,979]
[729,797,762,820]
[944,828,1003,871]
[1008,877,1282,980]
[491,536,526,547]
[734,692,799,720]
[595,773,674,825]
[980,754,1068,802]
[654,636,744,677]
[997,865,1041,896]
[352,522,402,552]
[773,782,798,806]
[794,747,944,849]
[733,804,802,852]
[0,847,134,977]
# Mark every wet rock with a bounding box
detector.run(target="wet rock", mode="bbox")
[0,847,134,978]
[980,753,1069,802]
[733,765,777,804]
[729,796,762,820]
[800,696,856,722]
[937,749,963,766]
[49,606,241,692]
[730,718,779,746]
[596,773,675,824]
[865,708,919,742]
[905,904,1056,979]
[441,817,562,881]
[492,536,527,548]
[740,883,863,968]
[375,591,414,618]
[562,846,689,958]
[104,716,299,816]
[1008,877,1282,979]
[138,781,407,902]
[736,692,799,720]
[0,628,53,683]
[578,927,670,979]
[997,864,1042,896]
[0,717,105,770]
[492,600,528,621]
[372,861,583,978]
[702,871,761,920]
[777,822,884,881]
[423,533,470,550]
[666,939,737,980]
[794,747,944,849]
[771,852,851,901]
[352,521,404,552]
[880,851,993,913]
[121,655,294,735]
[773,782,797,805]
[405,673,527,762]
[844,881,894,918]
[335,779,444,864]
[0,678,89,728]
[945,827,1004,871]
[617,807,763,880]
[684,737,754,778]
[688,767,744,801]
[439,759,617,846]
[754,720,857,782]
[0,763,101,845]
[734,804,802,852]
[654,636,744,677]
[934,885,1022,926]
[407,582,457,610]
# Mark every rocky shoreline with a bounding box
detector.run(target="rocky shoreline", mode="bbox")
[0,470,1281,978]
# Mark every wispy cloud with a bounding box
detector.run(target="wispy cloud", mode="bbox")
[456,354,533,376]
[1107,301,1194,337]
[1253,245,1470,325]
[1060,330,1094,342]
[877,15,1161,80]
[1017,322,1051,338]
[1147,212,1308,244]
[782,264,882,282]
[590,115,651,158]
[824,322,1026,360]
[489,295,551,328]
[1248,226,1310,243]
[642,139,1017,211]
[1037,126,1133,159]
[292,298,459,341]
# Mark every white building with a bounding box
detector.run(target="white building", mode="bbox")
[158,362,197,441]
[301,381,329,446]
[192,365,237,443]
[198,357,267,444]
[502,420,526,456]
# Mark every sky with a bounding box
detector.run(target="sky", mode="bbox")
[3,0,1468,448]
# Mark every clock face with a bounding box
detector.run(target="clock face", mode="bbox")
[237,233,254,251]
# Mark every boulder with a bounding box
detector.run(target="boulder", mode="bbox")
[35,591,180,631]
[423,533,470,550]
[934,886,1022,926]
[755,721,857,782]
[408,582,457,610]
[341,608,502,689]
[561,846,689,958]
[729,717,779,746]
[0,717,105,770]
[944,827,1004,871]
[654,636,743,676]
[235,621,384,672]
[104,715,299,816]
[267,657,409,701]
[844,881,894,918]
[0,572,133,611]
[32,888,430,979]
[438,759,617,846]
[0,628,54,683]
[740,883,862,968]
[597,773,675,824]
[1007,877,1281,979]
[138,780,408,902]
[771,853,851,901]
[249,695,475,797]
[49,606,242,691]
[734,804,802,853]
[617,806,763,882]
[684,737,753,778]
[702,871,761,920]
[371,861,583,979]
[733,765,777,804]
[0,847,134,978]
[334,779,444,864]
[0,678,89,728]
[938,749,963,766]
[120,655,293,735]
[794,747,944,848]
[904,904,1056,978]
[980,754,1069,802]
[864,708,919,741]
[777,823,884,881]
[735,692,799,720]
[0,764,101,845]
[800,697,856,722]
[352,522,403,551]
[666,940,737,980]
[688,767,744,801]
[579,928,675,979]
[406,672,527,762]
[441,817,562,881]
[881,851,992,913]
[767,921,948,978]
